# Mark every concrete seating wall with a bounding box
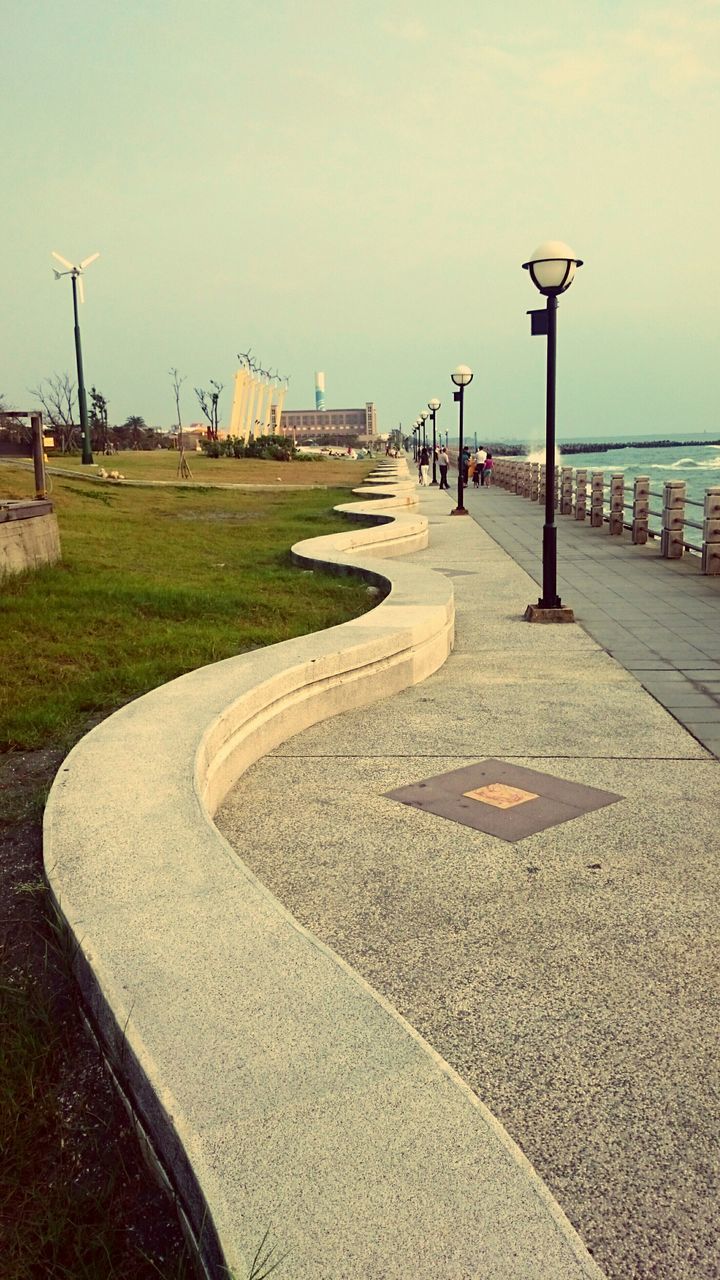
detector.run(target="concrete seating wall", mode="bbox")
[0,499,60,578]
[43,460,604,1279]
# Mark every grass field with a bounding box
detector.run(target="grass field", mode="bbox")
[1,459,375,750]
[0,456,376,1277]
[10,446,376,488]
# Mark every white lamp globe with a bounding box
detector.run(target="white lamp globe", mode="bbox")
[420,410,428,420]
[428,398,441,411]
[522,241,583,296]
[451,364,473,387]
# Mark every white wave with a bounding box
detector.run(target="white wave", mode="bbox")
[646,457,720,470]
[526,447,561,465]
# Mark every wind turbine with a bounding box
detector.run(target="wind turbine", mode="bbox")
[51,250,100,465]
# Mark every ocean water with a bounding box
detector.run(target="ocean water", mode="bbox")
[551,443,720,508]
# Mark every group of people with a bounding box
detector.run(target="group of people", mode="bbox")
[416,444,494,490]
[462,445,494,488]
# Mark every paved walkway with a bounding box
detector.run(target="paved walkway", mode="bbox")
[216,482,719,1280]
[463,480,720,757]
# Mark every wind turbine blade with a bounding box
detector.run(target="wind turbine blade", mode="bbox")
[80,252,100,269]
[78,276,85,304]
[52,251,74,269]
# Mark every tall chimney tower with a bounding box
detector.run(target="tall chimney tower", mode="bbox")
[314,371,326,411]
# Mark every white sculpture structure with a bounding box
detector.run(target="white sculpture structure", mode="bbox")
[228,354,289,445]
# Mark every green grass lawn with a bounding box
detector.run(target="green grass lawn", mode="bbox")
[13,446,376,488]
[0,458,377,1278]
[1,459,375,750]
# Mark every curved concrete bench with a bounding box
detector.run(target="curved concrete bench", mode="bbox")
[44,460,604,1279]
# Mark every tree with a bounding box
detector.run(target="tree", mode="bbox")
[194,380,224,441]
[169,367,191,479]
[29,374,78,453]
[122,415,148,450]
[89,386,110,453]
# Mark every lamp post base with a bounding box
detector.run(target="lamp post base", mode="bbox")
[524,603,575,623]
[450,507,469,516]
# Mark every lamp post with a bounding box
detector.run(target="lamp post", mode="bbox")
[412,425,419,463]
[51,251,100,465]
[450,365,473,515]
[522,240,583,621]
[428,398,440,484]
[420,409,428,449]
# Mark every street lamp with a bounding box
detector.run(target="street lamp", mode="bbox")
[522,240,583,621]
[412,425,419,462]
[450,365,473,515]
[428,398,440,484]
[51,250,100,465]
[420,409,428,449]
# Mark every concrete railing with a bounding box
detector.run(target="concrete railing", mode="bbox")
[493,459,720,574]
[43,461,606,1279]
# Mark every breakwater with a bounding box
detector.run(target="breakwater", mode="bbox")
[559,438,720,455]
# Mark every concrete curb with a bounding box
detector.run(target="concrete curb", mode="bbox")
[43,460,605,1278]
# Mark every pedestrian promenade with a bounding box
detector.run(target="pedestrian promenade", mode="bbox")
[463,480,720,757]
[217,481,720,1280]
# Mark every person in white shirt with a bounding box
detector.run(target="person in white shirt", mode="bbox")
[475,446,487,486]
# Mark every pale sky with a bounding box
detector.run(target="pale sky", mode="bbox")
[3,0,719,442]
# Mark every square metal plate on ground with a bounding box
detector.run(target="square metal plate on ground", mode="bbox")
[385,759,622,842]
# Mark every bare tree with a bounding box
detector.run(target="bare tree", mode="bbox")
[169,367,192,479]
[194,379,224,441]
[29,374,78,453]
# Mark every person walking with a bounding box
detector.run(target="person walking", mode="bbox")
[483,450,494,486]
[475,445,487,485]
[462,446,471,486]
[438,446,450,490]
[419,445,430,487]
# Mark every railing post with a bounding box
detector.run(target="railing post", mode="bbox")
[531,462,540,501]
[632,476,650,544]
[539,464,546,505]
[590,471,604,527]
[609,473,624,535]
[574,469,587,521]
[515,462,524,495]
[560,466,573,515]
[701,486,720,574]
[661,480,686,558]
[553,465,560,511]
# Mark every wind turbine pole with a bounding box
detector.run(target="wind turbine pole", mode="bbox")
[71,273,93,465]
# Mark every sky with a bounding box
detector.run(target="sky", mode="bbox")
[2,0,720,443]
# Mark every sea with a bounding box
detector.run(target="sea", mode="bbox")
[445,434,720,509]
[550,440,720,509]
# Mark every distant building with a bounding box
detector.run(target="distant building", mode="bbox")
[271,402,377,444]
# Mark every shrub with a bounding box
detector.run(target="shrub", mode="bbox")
[200,434,296,461]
